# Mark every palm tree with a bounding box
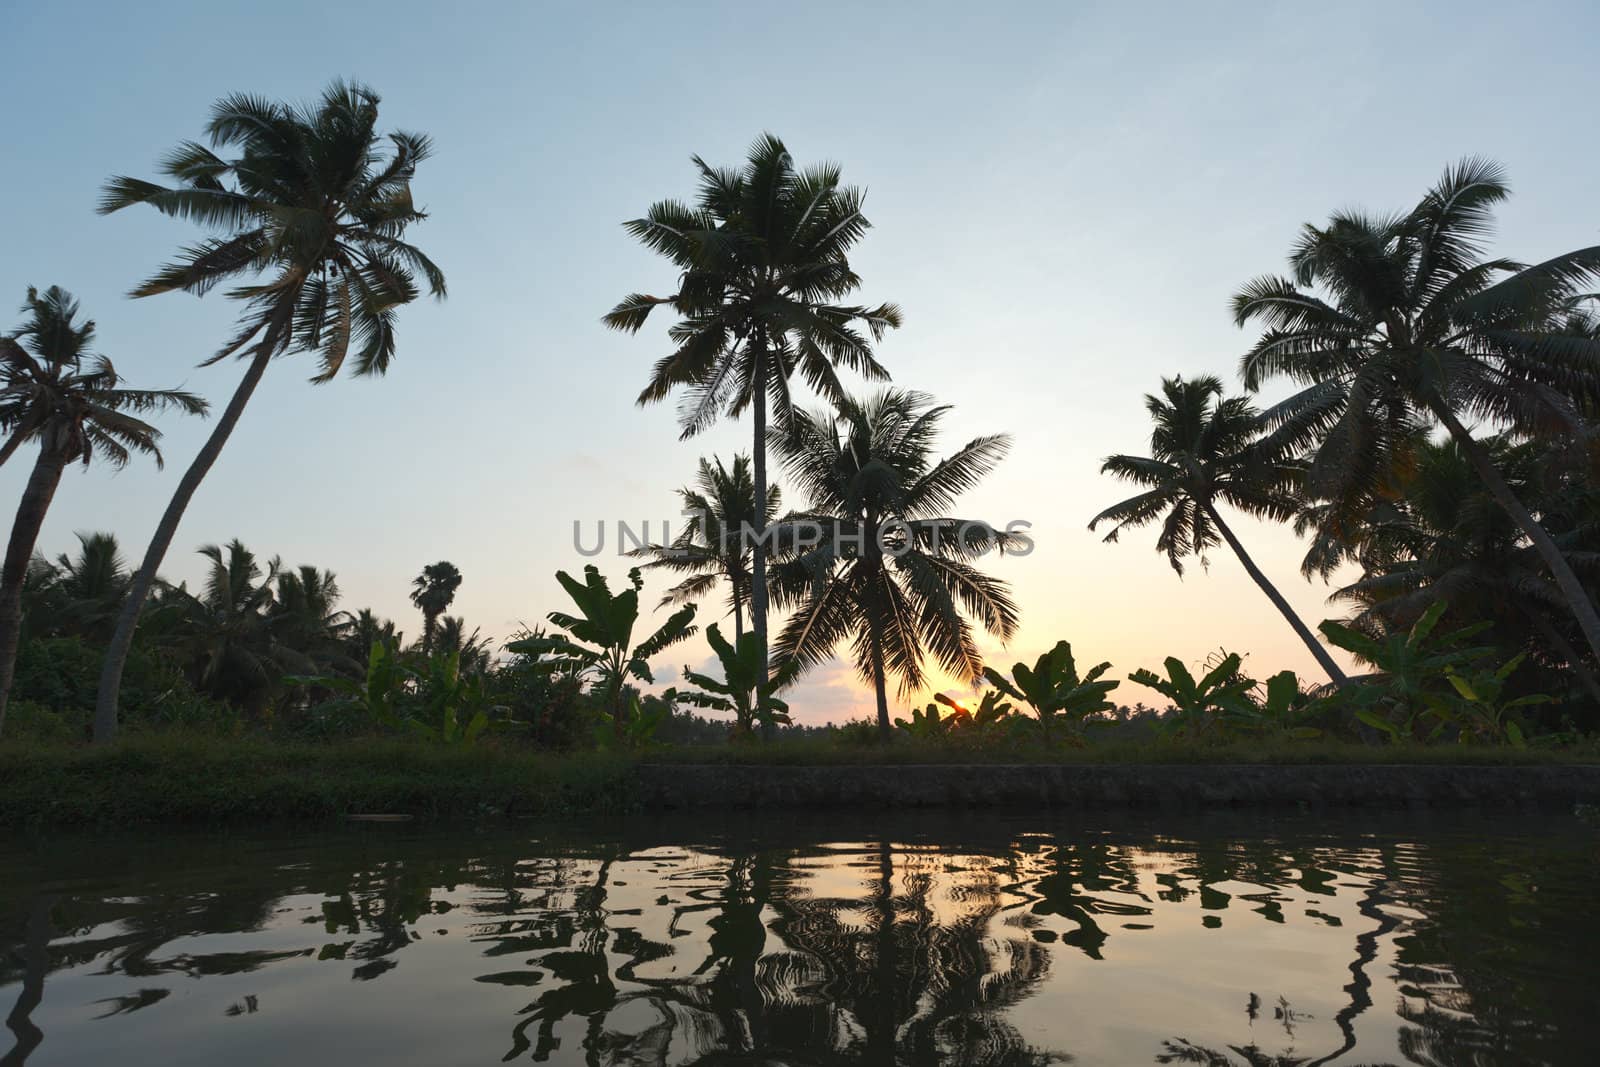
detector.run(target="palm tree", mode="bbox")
[0,287,205,733]
[1232,157,1600,663]
[769,389,1020,739]
[272,564,352,672]
[409,561,462,655]
[1322,436,1600,701]
[344,608,401,662]
[167,540,307,714]
[605,134,901,687]
[1089,375,1347,685]
[431,615,491,674]
[93,80,445,741]
[630,454,778,640]
[42,531,133,642]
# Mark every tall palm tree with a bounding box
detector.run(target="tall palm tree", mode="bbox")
[1089,375,1348,685]
[409,561,461,656]
[93,80,446,741]
[0,287,205,733]
[605,134,901,687]
[769,389,1020,739]
[630,454,778,640]
[1232,157,1600,663]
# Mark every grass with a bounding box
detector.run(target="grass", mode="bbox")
[3,733,1594,829]
[0,735,636,830]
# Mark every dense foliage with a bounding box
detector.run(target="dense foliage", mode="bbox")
[2,89,1597,759]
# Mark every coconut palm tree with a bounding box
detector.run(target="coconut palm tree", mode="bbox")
[769,389,1020,739]
[409,561,461,656]
[432,615,491,674]
[1232,157,1600,664]
[605,134,901,686]
[344,608,401,662]
[0,287,206,733]
[1089,375,1347,685]
[1321,436,1600,701]
[93,80,446,741]
[629,454,778,640]
[272,564,352,672]
[43,531,133,642]
[166,540,307,714]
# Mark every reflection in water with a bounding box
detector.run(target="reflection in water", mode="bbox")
[0,815,1595,1065]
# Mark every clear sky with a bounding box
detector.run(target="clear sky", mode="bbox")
[4,0,1597,722]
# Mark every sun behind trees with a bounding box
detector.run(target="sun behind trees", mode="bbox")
[0,90,1596,755]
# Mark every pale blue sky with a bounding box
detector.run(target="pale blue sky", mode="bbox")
[4,0,1597,720]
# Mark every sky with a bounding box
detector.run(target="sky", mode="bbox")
[3,0,1598,722]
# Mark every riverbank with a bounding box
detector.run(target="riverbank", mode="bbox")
[4,736,1600,828]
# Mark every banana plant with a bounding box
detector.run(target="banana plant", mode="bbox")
[895,701,959,738]
[940,690,1016,733]
[1128,653,1255,738]
[507,566,696,740]
[593,693,672,750]
[1320,602,1494,743]
[669,623,796,739]
[1219,669,1323,739]
[287,641,414,733]
[983,641,1119,738]
[1435,654,1549,746]
[411,651,501,745]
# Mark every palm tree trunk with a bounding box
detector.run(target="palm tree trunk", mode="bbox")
[1201,501,1349,686]
[94,344,274,742]
[1,895,50,1066]
[749,335,772,739]
[1432,402,1600,667]
[870,621,891,741]
[0,447,69,735]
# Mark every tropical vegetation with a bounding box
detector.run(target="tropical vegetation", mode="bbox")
[0,82,1594,771]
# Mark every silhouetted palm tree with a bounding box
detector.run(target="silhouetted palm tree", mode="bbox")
[344,608,401,662]
[769,390,1019,738]
[631,454,778,640]
[1232,157,1600,663]
[606,134,901,686]
[166,540,307,714]
[94,80,445,740]
[1089,375,1346,685]
[409,561,461,655]
[0,287,205,733]
[432,615,490,674]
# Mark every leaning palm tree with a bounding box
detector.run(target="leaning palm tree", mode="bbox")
[93,80,445,741]
[0,287,206,733]
[1232,157,1600,663]
[1089,375,1347,685]
[409,561,462,656]
[629,454,778,640]
[606,134,901,684]
[769,389,1020,739]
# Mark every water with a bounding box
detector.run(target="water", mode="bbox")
[1,812,1595,1066]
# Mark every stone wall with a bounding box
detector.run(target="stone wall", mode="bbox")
[634,763,1600,811]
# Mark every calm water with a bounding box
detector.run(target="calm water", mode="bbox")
[1,812,1595,1066]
